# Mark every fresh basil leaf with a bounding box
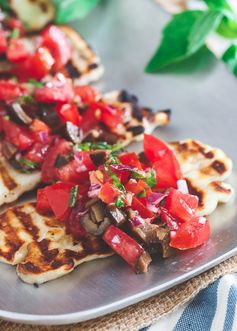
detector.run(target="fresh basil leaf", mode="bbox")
[68,185,79,208]
[217,15,237,39]
[145,10,203,72]
[203,0,232,12]
[188,10,223,54]
[52,0,101,24]
[0,0,9,11]
[222,45,237,76]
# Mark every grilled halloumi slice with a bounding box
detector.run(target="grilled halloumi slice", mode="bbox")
[10,0,55,32]
[169,139,234,216]
[59,26,104,85]
[98,90,170,146]
[0,202,112,284]
[0,26,104,86]
[0,155,41,207]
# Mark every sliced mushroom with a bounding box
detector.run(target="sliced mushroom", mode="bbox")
[90,200,106,223]
[106,204,127,227]
[81,213,110,236]
[135,251,152,274]
[132,223,175,258]
[90,151,107,167]
[7,102,33,125]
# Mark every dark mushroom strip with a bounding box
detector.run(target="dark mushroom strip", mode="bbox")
[132,223,175,258]
[90,151,107,167]
[135,251,152,274]
[7,102,33,125]
[90,200,106,223]
[81,213,111,236]
[106,204,127,227]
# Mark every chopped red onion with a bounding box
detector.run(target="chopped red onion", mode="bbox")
[74,151,83,162]
[38,131,49,143]
[125,192,133,206]
[177,179,189,194]
[110,164,133,171]
[147,203,159,213]
[88,183,101,198]
[147,192,165,205]
[130,216,145,227]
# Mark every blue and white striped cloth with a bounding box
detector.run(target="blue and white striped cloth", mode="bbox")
[140,274,237,331]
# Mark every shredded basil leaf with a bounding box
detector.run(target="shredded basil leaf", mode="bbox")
[19,158,38,169]
[76,142,123,152]
[68,185,79,208]
[10,28,20,39]
[28,79,44,88]
[145,169,157,188]
[137,189,146,198]
[115,196,125,208]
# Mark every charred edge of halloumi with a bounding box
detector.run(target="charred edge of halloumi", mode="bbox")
[9,0,55,32]
[0,156,41,207]
[58,26,104,85]
[0,203,65,265]
[16,239,113,285]
[102,90,170,145]
[169,139,234,216]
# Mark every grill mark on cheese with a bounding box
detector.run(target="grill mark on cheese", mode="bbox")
[192,141,214,159]
[0,162,17,190]
[14,206,39,240]
[0,212,24,261]
[211,160,226,174]
[211,181,232,193]
[186,178,205,208]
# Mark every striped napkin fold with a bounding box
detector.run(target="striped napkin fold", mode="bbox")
[1,255,237,331]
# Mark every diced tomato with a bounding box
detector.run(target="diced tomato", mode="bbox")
[56,103,81,126]
[41,25,72,69]
[0,80,26,101]
[7,18,25,36]
[144,134,182,189]
[24,142,50,163]
[170,216,210,250]
[79,106,100,133]
[41,138,72,182]
[0,30,7,54]
[99,182,119,204]
[165,188,199,222]
[36,188,51,213]
[125,179,150,195]
[98,102,123,129]
[131,196,154,219]
[30,119,51,143]
[66,199,87,240]
[119,152,142,169]
[44,182,75,220]
[55,151,96,184]
[27,47,54,79]
[103,225,144,269]
[35,74,74,103]
[6,39,30,63]
[3,120,34,151]
[74,85,99,103]
[0,115,4,132]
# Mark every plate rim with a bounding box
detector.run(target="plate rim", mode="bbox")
[1,247,237,326]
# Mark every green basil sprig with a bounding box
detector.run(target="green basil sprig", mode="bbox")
[146,0,237,77]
